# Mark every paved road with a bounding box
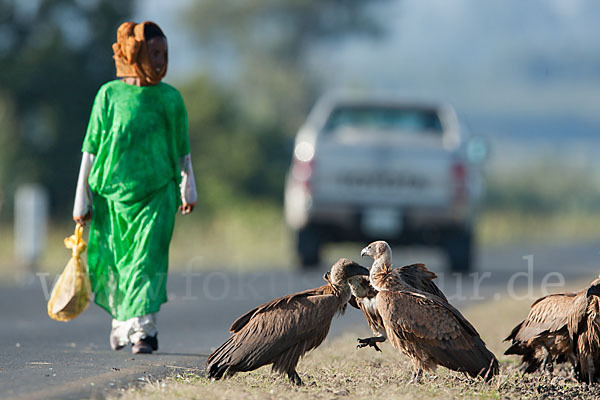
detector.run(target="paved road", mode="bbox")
[1,241,600,399]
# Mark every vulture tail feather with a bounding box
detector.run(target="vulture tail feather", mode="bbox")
[504,342,524,356]
[206,336,238,379]
[432,337,499,380]
[504,321,523,342]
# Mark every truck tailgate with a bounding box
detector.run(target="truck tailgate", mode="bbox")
[312,135,454,208]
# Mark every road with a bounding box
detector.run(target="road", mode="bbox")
[1,241,600,399]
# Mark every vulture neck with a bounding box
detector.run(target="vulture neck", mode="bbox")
[369,257,394,291]
[329,281,352,304]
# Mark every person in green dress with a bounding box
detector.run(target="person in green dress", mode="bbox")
[73,21,197,354]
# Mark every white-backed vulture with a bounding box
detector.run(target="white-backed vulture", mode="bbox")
[361,240,499,382]
[348,263,448,351]
[504,292,578,375]
[568,278,600,384]
[206,258,369,385]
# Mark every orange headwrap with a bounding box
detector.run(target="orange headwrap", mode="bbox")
[112,21,168,85]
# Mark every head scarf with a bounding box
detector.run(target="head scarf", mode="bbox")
[112,21,168,85]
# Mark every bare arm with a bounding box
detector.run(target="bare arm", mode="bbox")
[73,152,95,225]
[178,153,197,215]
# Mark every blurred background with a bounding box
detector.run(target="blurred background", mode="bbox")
[2,0,600,280]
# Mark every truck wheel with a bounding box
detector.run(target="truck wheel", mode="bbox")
[297,226,321,269]
[445,228,473,273]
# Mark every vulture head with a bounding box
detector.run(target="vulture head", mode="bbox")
[348,275,372,298]
[586,279,600,298]
[328,258,370,286]
[361,241,392,264]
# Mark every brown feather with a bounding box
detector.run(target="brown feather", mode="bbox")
[206,258,368,384]
[362,240,497,380]
[567,278,600,383]
[504,291,579,374]
[396,263,448,303]
[350,262,447,339]
[377,289,498,379]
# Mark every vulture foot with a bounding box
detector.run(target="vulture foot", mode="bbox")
[288,370,303,386]
[356,336,385,352]
[568,365,580,383]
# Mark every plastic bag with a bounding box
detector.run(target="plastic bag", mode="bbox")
[47,224,91,322]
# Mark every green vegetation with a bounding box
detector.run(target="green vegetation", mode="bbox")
[477,210,600,247]
[0,0,392,222]
[0,0,133,218]
[478,162,600,246]
[484,162,600,216]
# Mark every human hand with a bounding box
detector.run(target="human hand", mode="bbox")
[73,210,92,226]
[179,203,195,215]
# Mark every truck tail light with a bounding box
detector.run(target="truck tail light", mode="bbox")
[292,158,314,194]
[452,161,467,203]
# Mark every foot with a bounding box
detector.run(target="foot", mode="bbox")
[132,336,158,354]
[357,336,384,352]
[145,335,159,351]
[288,370,303,386]
[109,329,126,351]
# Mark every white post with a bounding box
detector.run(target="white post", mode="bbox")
[14,184,49,274]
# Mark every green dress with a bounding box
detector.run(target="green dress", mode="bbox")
[82,80,190,321]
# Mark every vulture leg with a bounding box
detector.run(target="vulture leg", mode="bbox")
[587,357,595,385]
[357,336,386,352]
[288,370,303,386]
[569,357,580,382]
[408,368,423,384]
[540,346,553,375]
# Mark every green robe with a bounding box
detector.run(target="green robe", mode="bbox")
[82,80,190,321]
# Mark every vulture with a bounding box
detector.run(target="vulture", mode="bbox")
[568,277,600,384]
[348,263,448,352]
[348,275,386,351]
[360,240,499,382]
[205,258,369,385]
[504,291,578,375]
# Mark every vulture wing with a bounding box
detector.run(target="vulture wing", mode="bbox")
[378,290,498,379]
[397,263,448,302]
[207,285,341,379]
[230,285,337,332]
[506,293,577,344]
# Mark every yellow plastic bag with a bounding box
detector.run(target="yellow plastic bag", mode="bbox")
[47,224,91,322]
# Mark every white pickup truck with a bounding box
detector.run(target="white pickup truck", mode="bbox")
[284,94,486,272]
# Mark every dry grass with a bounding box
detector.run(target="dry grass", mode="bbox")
[112,281,600,400]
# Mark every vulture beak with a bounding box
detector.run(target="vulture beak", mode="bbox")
[587,284,600,298]
[345,263,370,279]
[360,247,369,258]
